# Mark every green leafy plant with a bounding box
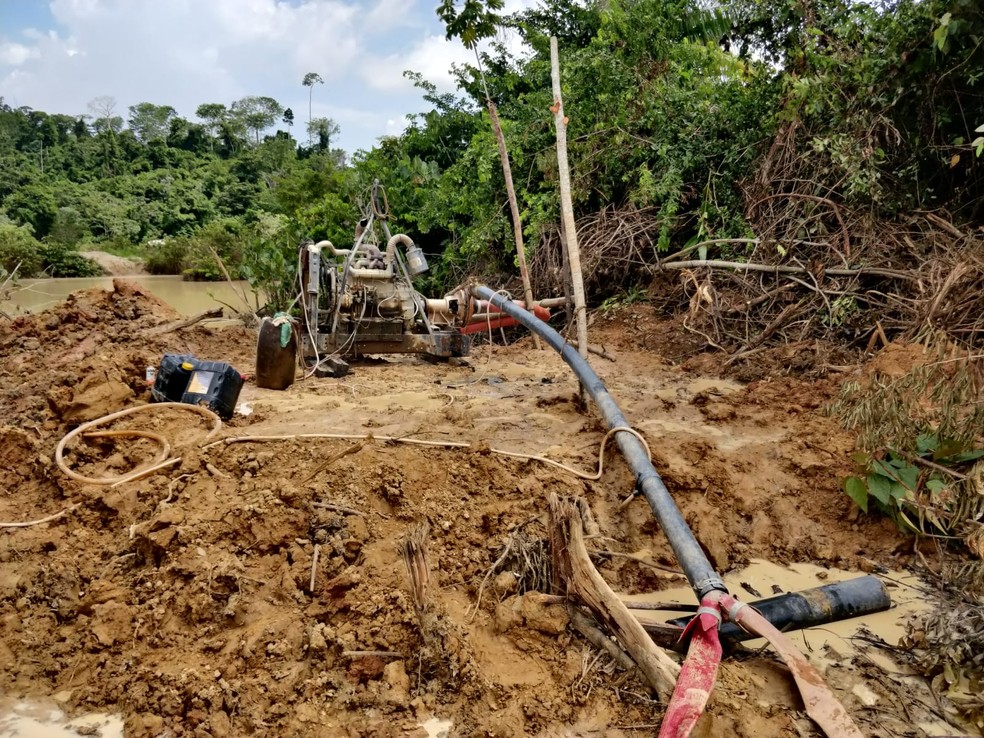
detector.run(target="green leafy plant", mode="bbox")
[599,286,648,313]
[844,435,983,533]
[0,222,43,276]
[38,241,101,277]
[144,237,190,275]
[832,352,984,546]
[238,213,297,312]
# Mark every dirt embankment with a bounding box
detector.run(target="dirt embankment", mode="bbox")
[0,282,949,737]
[80,251,146,276]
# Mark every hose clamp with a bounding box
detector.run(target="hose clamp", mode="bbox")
[695,606,722,623]
[694,577,727,598]
[728,600,748,622]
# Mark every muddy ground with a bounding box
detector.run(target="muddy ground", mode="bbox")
[0,282,968,737]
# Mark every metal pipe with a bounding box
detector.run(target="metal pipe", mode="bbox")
[471,285,725,599]
[385,233,414,266]
[312,239,350,257]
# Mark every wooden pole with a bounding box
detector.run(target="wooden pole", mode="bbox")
[481,62,541,349]
[550,37,589,368]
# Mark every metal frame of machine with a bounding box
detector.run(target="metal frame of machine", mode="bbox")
[297,183,478,373]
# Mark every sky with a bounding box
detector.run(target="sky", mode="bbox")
[0,0,534,154]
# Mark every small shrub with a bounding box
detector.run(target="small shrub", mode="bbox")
[184,218,246,281]
[831,349,984,547]
[145,238,190,275]
[38,242,102,278]
[0,222,44,277]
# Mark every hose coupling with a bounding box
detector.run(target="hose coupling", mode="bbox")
[694,576,728,598]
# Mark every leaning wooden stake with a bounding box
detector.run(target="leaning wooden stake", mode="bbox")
[548,494,679,698]
[549,37,589,370]
[486,99,542,350]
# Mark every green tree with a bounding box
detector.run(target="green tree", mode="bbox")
[231,96,284,144]
[196,102,228,151]
[127,102,177,142]
[302,72,324,143]
[307,117,340,151]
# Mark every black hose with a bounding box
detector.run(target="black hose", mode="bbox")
[470,285,726,599]
[664,575,891,650]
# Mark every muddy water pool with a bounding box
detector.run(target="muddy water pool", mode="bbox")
[2,275,256,317]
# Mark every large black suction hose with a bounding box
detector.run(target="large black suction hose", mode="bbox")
[471,285,726,599]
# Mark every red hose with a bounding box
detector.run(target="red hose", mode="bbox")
[471,302,551,321]
[462,305,551,334]
[461,317,520,334]
[657,598,724,738]
[715,592,864,738]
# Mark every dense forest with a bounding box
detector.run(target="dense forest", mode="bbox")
[1,0,981,309]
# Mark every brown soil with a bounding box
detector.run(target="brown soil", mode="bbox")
[0,281,954,736]
[80,251,147,277]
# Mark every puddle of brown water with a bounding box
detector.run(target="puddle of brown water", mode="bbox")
[2,275,257,317]
[0,699,122,738]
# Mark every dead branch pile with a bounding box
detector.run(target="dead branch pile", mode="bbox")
[529,197,984,357]
[530,205,663,299]
[904,561,984,730]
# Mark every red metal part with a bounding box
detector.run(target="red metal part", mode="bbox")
[657,598,723,738]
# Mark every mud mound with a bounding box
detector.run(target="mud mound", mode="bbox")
[0,288,954,737]
[0,279,254,430]
[592,303,859,381]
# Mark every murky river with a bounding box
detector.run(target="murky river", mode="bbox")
[1,275,258,317]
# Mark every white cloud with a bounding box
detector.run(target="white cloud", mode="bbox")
[0,41,39,66]
[360,33,472,93]
[0,0,490,151]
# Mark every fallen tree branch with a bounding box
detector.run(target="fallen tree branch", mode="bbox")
[567,605,640,674]
[207,245,258,320]
[549,494,680,698]
[311,502,365,516]
[300,440,366,484]
[654,259,912,281]
[749,192,851,259]
[588,345,617,362]
[142,307,223,336]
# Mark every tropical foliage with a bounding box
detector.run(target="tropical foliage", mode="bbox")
[0,0,980,292]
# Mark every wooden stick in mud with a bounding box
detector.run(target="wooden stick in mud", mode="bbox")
[399,523,434,637]
[588,345,616,362]
[300,439,366,484]
[142,307,223,336]
[309,544,320,594]
[548,494,680,698]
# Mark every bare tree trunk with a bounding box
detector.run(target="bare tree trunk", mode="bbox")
[550,37,589,371]
[548,494,679,698]
[470,47,541,350]
[486,97,542,350]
